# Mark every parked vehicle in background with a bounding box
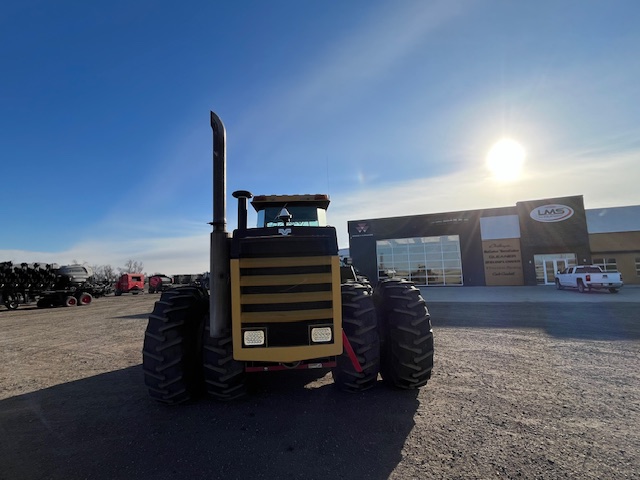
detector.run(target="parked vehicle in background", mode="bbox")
[1,262,101,309]
[37,264,96,307]
[114,273,145,296]
[57,264,93,285]
[172,273,204,287]
[555,265,623,293]
[148,274,172,294]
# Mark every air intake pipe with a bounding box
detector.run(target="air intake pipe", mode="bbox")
[232,190,253,231]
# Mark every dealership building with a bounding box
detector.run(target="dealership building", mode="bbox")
[348,195,640,287]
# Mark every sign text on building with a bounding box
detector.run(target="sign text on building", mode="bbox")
[482,238,524,286]
[529,204,574,223]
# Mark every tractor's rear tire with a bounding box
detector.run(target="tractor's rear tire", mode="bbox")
[202,325,247,401]
[65,296,78,307]
[374,278,434,389]
[142,287,207,404]
[332,282,380,393]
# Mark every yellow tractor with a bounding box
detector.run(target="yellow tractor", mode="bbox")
[142,112,434,403]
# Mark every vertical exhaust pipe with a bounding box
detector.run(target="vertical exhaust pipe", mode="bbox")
[211,111,227,233]
[209,111,230,338]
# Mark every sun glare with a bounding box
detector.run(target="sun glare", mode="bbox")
[486,138,526,182]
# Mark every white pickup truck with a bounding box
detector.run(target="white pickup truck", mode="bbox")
[555,265,623,293]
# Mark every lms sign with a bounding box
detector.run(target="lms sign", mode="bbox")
[530,204,575,223]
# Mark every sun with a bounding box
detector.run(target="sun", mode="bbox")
[486,138,526,182]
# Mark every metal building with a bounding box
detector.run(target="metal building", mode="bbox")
[348,195,640,286]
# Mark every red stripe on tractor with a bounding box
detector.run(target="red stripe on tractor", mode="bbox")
[342,330,363,373]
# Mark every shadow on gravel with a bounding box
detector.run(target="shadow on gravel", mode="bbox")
[429,303,640,340]
[0,366,420,480]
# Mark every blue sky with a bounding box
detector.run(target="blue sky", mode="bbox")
[1,0,639,274]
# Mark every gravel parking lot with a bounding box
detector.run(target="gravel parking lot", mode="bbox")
[1,290,639,479]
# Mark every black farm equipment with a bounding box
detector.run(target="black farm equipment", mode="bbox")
[0,262,104,310]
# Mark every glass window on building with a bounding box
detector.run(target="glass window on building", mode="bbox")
[635,257,640,276]
[592,257,618,272]
[376,235,463,286]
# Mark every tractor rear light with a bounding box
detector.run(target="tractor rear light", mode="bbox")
[311,327,332,343]
[243,330,265,346]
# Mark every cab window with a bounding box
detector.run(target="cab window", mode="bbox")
[256,206,327,227]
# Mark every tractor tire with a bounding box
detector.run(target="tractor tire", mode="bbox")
[142,287,207,404]
[374,278,434,390]
[332,282,380,393]
[114,289,122,296]
[77,293,92,305]
[65,296,78,307]
[202,325,247,401]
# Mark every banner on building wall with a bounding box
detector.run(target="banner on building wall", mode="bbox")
[482,238,524,286]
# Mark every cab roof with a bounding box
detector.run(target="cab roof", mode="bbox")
[250,194,330,211]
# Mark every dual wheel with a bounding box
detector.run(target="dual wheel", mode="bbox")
[373,278,434,389]
[36,292,92,308]
[142,287,208,404]
[70,292,93,306]
[4,292,93,309]
[141,286,251,404]
[331,279,435,391]
[142,281,434,405]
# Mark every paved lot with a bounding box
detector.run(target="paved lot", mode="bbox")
[420,284,640,303]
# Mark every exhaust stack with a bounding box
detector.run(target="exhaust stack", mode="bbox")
[209,111,230,338]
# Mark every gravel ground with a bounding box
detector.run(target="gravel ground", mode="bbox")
[1,293,639,479]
